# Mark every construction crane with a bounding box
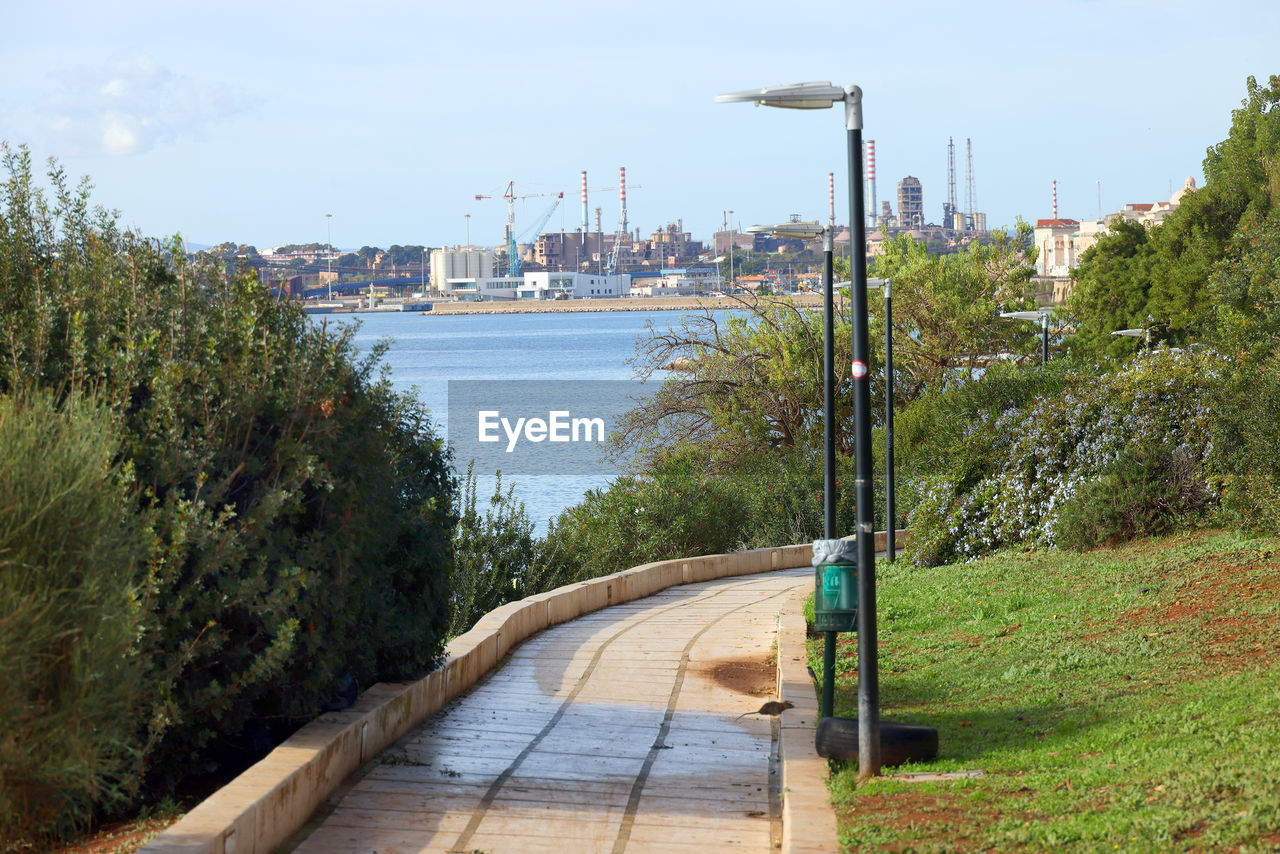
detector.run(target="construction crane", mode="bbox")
[510,196,563,278]
[475,182,564,276]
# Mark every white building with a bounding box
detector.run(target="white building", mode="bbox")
[629,268,722,297]
[453,272,632,302]
[522,272,630,300]
[1032,177,1198,301]
[430,246,494,296]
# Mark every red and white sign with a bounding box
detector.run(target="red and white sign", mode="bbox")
[851,360,869,379]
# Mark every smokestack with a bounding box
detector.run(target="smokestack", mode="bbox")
[619,167,628,234]
[1053,179,1058,220]
[581,170,588,237]
[866,140,877,229]
[829,172,835,228]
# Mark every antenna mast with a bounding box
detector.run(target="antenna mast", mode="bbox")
[946,136,958,230]
[965,138,976,231]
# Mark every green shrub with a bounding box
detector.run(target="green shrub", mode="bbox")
[0,145,455,795]
[1053,441,1213,550]
[0,393,144,844]
[725,446,859,550]
[449,464,541,637]
[903,349,1223,565]
[545,448,749,580]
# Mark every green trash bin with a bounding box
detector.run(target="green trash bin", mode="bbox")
[812,538,857,633]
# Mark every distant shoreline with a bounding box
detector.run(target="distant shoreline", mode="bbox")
[417,294,824,316]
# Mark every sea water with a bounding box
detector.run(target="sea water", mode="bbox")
[326,310,690,530]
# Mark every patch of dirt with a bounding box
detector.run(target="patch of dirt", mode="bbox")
[699,653,776,697]
[1105,548,1280,673]
[28,817,180,854]
[841,789,1038,852]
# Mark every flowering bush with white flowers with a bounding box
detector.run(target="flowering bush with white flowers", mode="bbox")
[905,348,1229,565]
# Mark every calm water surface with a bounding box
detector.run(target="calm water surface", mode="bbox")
[326,310,690,529]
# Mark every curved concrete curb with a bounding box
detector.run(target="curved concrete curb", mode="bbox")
[140,530,906,854]
[776,590,840,854]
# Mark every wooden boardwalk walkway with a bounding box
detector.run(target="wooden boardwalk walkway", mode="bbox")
[283,567,811,853]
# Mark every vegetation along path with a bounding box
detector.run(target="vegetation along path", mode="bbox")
[820,531,1280,852]
[283,567,812,853]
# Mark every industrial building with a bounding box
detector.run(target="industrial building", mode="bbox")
[866,138,988,241]
[429,246,494,295]
[896,176,924,229]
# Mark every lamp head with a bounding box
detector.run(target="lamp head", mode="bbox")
[999,310,1050,322]
[746,221,825,239]
[715,81,845,110]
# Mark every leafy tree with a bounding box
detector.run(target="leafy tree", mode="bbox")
[1213,172,1280,355]
[871,222,1040,399]
[1067,217,1159,359]
[1067,75,1280,357]
[614,295,862,467]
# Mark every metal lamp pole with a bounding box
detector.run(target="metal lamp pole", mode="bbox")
[729,210,735,291]
[1000,309,1052,365]
[843,86,881,780]
[749,219,836,718]
[325,213,333,301]
[719,81,880,779]
[820,226,837,719]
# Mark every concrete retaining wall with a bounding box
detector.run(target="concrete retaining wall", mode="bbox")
[139,530,905,854]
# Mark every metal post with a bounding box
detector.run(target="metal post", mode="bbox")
[821,227,836,721]
[325,213,333,302]
[846,87,881,780]
[1041,313,1049,364]
[884,281,895,563]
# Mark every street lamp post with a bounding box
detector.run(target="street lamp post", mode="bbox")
[325,213,333,302]
[1000,309,1052,364]
[749,219,838,720]
[728,210,735,291]
[719,81,881,779]
[1112,327,1151,350]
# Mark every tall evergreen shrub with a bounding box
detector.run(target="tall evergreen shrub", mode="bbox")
[0,393,144,843]
[0,144,455,794]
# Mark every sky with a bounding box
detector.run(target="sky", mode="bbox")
[2,0,1276,253]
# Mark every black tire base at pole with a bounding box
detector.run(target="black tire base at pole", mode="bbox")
[815,717,938,767]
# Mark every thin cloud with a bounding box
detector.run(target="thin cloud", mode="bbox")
[9,56,249,157]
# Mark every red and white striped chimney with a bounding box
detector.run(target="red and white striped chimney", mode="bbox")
[866,140,877,228]
[828,172,835,228]
[580,171,588,235]
[1053,180,1058,221]
[619,167,628,233]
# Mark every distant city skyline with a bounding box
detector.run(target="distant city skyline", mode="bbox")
[2,1,1275,251]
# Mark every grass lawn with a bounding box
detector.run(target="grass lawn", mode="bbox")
[811,530,1280,852]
